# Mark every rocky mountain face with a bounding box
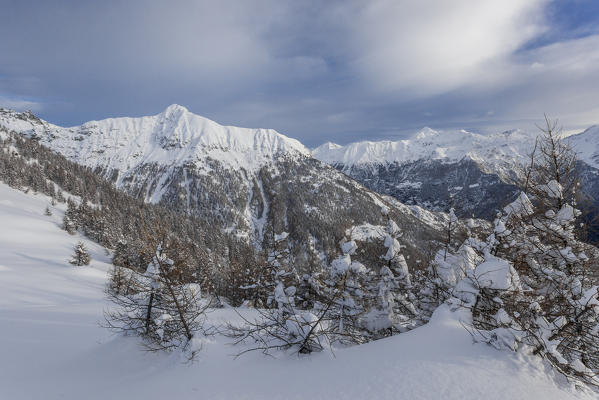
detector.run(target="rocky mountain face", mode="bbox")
[0,106,466,269]
[313,127,599,224]
[332,158,520,220]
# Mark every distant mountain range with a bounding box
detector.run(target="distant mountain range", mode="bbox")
[313,126,599,222]
[3,103,598,260]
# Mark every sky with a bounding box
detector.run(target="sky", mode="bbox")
[1,0,599,147]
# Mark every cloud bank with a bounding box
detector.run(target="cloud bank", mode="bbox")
[1,0,598,145]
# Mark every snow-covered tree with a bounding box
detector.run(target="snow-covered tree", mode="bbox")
[416,239,482,321]
[108,264,133,295]
[228,233,376,355]
[112,239,147,272]
[105,235,210,357]
[265,231,293,307]
[44,206,52,216]
[294,235,326,310]
[295,271,321,310]
[228,230,334,355]
[322,236,372,344]
[228,271,329,355]
[62,199,79,235]
[453,119,599,388]
[70,241,90,266]
[62,216,76,235]
[236,229,291,308]
[444,207,458,261]
[366,217,419,336]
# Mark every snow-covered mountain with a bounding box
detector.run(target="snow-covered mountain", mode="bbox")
[313,126,599,171]
[0,106,461,267]
[569,125,599,169]
[0,104,310,182]
[313,127,599,220]
[313,128,537,178]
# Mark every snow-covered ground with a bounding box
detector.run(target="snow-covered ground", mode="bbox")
[0,182,592,400]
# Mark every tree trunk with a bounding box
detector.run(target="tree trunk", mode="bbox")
[145,290,155,335]
[164,279,193,341]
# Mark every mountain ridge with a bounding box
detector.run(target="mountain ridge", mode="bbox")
[312,125,599,171]
[0,104,310,177]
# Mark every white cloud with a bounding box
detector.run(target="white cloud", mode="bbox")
[1,0,598,143]
[483,34,599,129]
[345,0,548,95]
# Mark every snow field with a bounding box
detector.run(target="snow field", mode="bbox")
[0,183,592,400]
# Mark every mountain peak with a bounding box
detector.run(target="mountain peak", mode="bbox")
[412,127,439,140]
[162,103,190,116]
[313,141,341,151]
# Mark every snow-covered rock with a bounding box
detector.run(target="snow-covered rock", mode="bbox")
[568,125,599,169]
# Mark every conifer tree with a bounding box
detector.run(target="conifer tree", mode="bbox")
[62,199,78,234]
[323,235,372,344]
[367,216,419,336]
[70,241,91,266]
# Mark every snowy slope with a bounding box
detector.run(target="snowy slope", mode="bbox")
[0,182,591,400]
[0,105,310,182]
[569,125,599,169]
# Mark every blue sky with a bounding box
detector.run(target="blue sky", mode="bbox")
[1,0,599,146]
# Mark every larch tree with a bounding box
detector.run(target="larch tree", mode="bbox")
[104,226,210,357]
[453,117,599,389]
